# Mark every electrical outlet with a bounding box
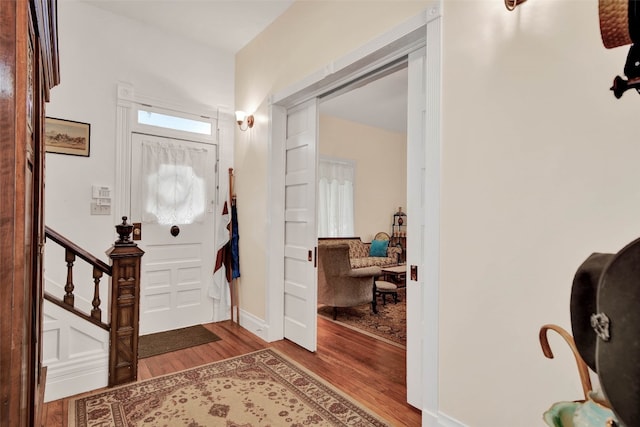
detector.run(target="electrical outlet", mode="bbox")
[90,202,111,215]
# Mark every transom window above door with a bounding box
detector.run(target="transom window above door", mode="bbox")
[137,110,212,136]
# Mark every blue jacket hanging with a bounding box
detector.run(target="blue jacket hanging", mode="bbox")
[230,200,241,279]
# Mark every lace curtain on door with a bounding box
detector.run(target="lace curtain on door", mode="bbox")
[141,140,208,225]
[317,157,355,237]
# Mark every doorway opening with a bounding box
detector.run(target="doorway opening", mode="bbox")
[316,62,408,350]
[268,6,441,417]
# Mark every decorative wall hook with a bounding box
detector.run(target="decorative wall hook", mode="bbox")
[599,0,640,98]
[610,44,640,98]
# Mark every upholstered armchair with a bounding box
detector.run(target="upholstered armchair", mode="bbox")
[317,243,381,319]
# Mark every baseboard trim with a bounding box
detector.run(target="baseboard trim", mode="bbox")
[44,355,108,402]
[421,408,468,427]
[237,308,272,342]
[438,411,468,427]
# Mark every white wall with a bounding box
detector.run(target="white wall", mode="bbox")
[43,0,235,399]
[46,1,234,249]
[237,0,640,425]
[319,114,407,242]
[45,1,234,299]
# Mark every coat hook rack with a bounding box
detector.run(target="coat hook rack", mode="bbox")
[505,0,528,11]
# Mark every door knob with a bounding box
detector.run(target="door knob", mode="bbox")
[170,225,180,237]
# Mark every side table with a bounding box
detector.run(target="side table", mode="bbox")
[381,265,407,286]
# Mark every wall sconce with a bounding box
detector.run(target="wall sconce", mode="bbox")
[235,111,254,131]
[505,0,527,11]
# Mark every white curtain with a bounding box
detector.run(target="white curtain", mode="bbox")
[318,157,355,237]
[141,141,207,225]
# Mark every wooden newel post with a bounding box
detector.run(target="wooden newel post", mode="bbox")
[106,216,144,387]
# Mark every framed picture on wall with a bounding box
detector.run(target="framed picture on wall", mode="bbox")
[45,117,91,157]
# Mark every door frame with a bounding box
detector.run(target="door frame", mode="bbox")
[266,4,442,422]
[114,85,236,325]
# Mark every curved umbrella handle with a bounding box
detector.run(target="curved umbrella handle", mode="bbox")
[539,323,592,400]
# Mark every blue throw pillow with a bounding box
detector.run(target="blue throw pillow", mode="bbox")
[369,239,389,257]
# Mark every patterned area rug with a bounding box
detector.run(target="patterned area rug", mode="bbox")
[68,348,389,427]
[317,288,406,347]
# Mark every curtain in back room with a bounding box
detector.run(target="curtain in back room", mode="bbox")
[317,157,355,237]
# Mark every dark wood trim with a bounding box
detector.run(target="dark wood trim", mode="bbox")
[318,236,363,242]
[106,241,144,387]
[0,2,22,423]
[36,366,47,427]
[0,0,59,424]
[45,222,144,387]
[44,293,110,331]
[45,226,112,275]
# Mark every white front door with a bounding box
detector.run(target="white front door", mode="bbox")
[131,133,217,335]
[283,99,318,352]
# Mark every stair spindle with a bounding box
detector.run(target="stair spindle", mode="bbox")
[91,266,103,321]
[64,248,75,306]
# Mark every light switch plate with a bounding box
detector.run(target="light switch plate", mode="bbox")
[90,202,111,215]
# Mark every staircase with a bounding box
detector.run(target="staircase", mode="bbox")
[42,218,144,401]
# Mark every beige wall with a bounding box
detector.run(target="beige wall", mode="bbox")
[236,0,639,425]
[319,115,407,242]
[234,0,426,319]
[440,0,638,425]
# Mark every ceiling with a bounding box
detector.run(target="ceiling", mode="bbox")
[80,0,407,133]
[320,66,407,134]
[82,0,296,53]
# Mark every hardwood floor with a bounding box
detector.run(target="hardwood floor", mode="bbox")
[42,316,421,426]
